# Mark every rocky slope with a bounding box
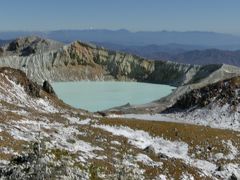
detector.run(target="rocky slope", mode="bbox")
[0,36,239,88]
[159,76,240,130]
[165,76,240,112]
[0,67,239,179]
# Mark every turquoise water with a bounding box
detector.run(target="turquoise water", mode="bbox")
[52,81,175,112]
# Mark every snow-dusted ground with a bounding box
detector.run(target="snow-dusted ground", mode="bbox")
[136,153,162,167]
[0,70,239,179]
[173,104,240,132]
[0,74,59,113]
[1,111,239,179]
[109,113,184,123]
[94,124,189,159]
[94,124,240,179]
[109,103,240,132]
[7,118,102,158]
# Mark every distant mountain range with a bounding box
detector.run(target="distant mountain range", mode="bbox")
[93,42,207,55]
[1,29,240,49]
[170,49,240,66]
[93,42,240,66]
[1,30,240,67]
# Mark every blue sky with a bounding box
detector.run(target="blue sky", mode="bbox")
[1,0,240,34]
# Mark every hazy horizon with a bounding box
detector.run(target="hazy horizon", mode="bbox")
[1,0,240,35]
[1,29,240,38]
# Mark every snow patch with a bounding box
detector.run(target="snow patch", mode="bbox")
[136,153,162,167]
[94,124,221,177]
[110,141,121,145]
[94,124,189,159]
[62,115,91,125]
[157,174,168,180]
[112,103,240,132]
[214,163,240,179]
[168,104,240,132]
[181,173,194,180]
[0,75,59,113]
[7,118,102,160]
[0,147,18,155]
[0,160,9,165]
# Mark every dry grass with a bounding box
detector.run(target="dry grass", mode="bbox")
[94,117,240,179]
[0,97,239,179]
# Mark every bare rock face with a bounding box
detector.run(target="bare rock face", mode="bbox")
[67,41,95,66]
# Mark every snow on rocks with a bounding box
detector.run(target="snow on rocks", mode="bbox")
[0,147,18,156]
[157,174,168,180]
[109,113,181,123]
[62,115,91,125]
[180,173,194,180]
[113,154,145,180]
[6,118,102,160]
[110,140,121,145]
[0,160,9,165]
[136,153,162,167]
[35,98,59,113]
[210,140,239,163]
[94,124,239,178]
[94,124,189,159]
[0,74,59,113]
[214,163,240,179]
[222,140,239,160]
[169,104,240,132]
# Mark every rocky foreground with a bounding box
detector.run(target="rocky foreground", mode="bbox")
[0,69,239,179]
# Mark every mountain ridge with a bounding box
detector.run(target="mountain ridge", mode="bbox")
[1,36,239,88]
[1,29,240,47]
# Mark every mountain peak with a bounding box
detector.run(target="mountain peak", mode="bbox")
[2,36,63,56]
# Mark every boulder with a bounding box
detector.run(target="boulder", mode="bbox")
[143,145,156,156]
[216,165,223,171]
[230,173,238,180]
[158,152,168,159]
[42,80,56,95]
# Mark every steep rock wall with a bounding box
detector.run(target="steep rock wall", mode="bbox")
[0,38,239,89]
